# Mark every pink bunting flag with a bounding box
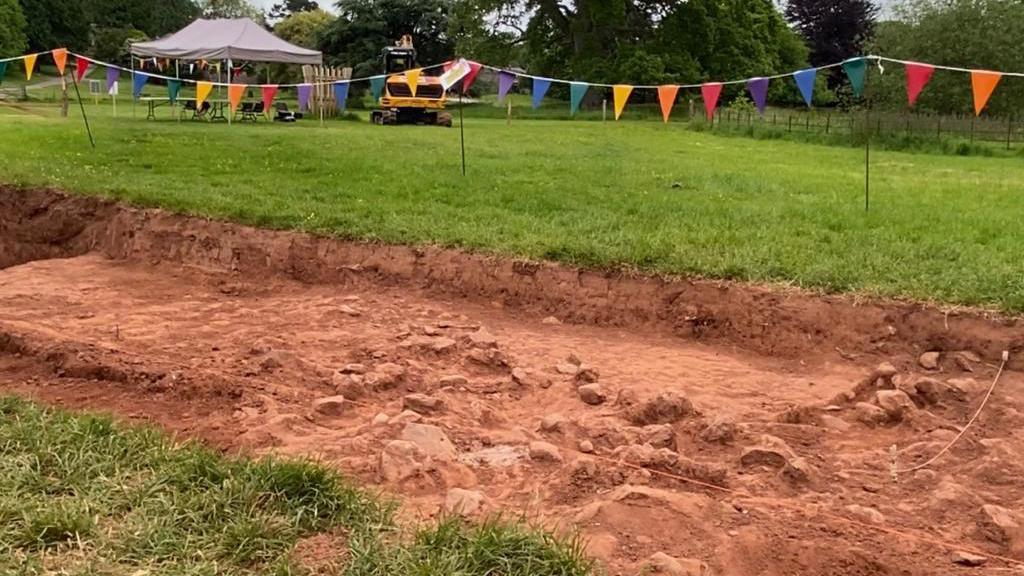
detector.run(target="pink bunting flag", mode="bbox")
[701,82,723,120]
[905,62,934,107]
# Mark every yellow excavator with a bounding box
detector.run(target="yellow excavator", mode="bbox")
[370,35,452,126]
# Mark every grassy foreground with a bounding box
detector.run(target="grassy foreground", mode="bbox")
[1,102,1023,311]
[0,397,591,576]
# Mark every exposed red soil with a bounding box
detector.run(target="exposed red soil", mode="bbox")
[2,187,1024,575]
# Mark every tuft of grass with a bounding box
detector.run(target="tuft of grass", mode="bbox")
[0,396,594,576]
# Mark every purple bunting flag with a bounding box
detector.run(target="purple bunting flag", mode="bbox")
[297,84,312,111]
[497,71,516,103]
[746,77,769,114]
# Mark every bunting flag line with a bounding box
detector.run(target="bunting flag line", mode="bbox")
[701,82,722,120]
[497,71,515,103]
[106,67,119,93]
[794,68,816,106]
[0,62,7,84]
[657,85,679,122]
[23,53,36,81]
[297,83,312,111]
[570,82,588,115]
[842,58,867,98]
[51,48,67,75]
[747,77,769,114]
[196,81,212,109]
[369,76,385,101]
[132,71,148,99]
[531,78,550,109]
[405,68,421,97]
[167,79,181,104]
[905,62,934,107]
[228,84,245,112]
[971,70,1002,116]
[333,81,349,111]
[74,56,90,83]
[613,84,633,120]
[262,84,278,113]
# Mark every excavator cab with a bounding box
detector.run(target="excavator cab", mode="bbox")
[370,35,452,126]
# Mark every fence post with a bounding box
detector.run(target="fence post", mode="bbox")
[805,115,810,131]
[825,113,830,134]
[788,116,792,132]
[906,115,910,137]
[971,116,975,143]
[1007,115,1013,150]
[936,117,941,140]
[772,112,776,125]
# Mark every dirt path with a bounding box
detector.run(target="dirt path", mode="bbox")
[2,188,1023,575]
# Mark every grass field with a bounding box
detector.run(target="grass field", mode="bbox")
[0,397,591,575]
[1,102,1023,311]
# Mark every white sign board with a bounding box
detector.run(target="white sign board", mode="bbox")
[440,58,472,91]
[108,81,119,96]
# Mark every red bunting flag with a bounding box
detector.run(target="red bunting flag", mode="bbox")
[701,82,723,120]
[261,84,279,114]
[905,62,934,107]
[971,70,1002,116]
[461,61,482,93]
[74,56,90,83]
[657,85,679,123]
[51,48,67,75]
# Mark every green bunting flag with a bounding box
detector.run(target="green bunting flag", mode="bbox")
[167,79,181,104]
[370,76,385,101]
[0,61,6,84]
[842,58,867,98]
[570,82,588,115]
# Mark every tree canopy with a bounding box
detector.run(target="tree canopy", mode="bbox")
[274,8,334,49]
[0,0,28,58]
[785,0,878,71]
[269,0,321,22]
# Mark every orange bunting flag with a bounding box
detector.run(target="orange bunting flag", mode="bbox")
[228,84,245,112]
[51,48,67,74]
[971,70,1002,116]
[612,85,633,120]
[405,68,422,97]
[657,85,679,123]
[75,56,90,83]
[23,53,37,80]
[196,81,213,109]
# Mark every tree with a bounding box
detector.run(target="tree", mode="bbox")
[870,0,1024,115]
[319,0,454,78]
[84,0,200,38]
[274,8,334,48]
[0,0,28,58]
[785,0,878,70]
[18,0,90,52]
[269,0,320,22]
[200,0,265,22]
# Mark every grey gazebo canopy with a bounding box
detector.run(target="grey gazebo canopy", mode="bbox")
[130,18,322,65]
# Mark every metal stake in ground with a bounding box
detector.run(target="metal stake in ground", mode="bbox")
[864,68,872,212]
[459,88,466,176]
[69,70,96,148]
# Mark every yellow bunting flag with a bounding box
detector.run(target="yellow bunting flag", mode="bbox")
[612,84,633,120]
[196,81,213,109]
[228,84,245,112]
[51,48,67,74]
[971,70,1002,116]
[405,68,421,97]
[23,53,37,80]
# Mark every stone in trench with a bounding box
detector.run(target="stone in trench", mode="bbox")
[556,363,580,376]
[341,363,367,374]
[333,373,366,399]
[439,374,469,387]
[875,389,916,421]
[403,393,445,414]
[579,439,595,453]
[378,440,425,482]
[641,424,676,450]
[311,395,347,418]
[918,351,941,370]
[444,488,485,516]
[528,441,563,463]
[574,365,600,384]
[699,414,737,443]
[400,422,457,461]
[645,551,707,576]
[467,328,498,349]
[578,383,608,405]
[845,504,885,524]
[625,392,695,425]
[540,414,566,433]
[979,504,1024,552]
[740,434,794,469]
[854,402,888,427]
[951,551,987,567]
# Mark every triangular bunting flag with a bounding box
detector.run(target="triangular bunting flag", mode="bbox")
[531,78,550,109]
[569,82,588,115]
[905,62,934,106]
[297,84,312,111]
[228,84,245,112]
[370,76,385,101]
[794,68,816,106]
[971,70,1002,116]
[167,80,181,104]
[405,68,421,97]
[613,85,633,120]
[657,85,679,122]
[262,85,278,114]
[75,56,90,83]
[334,81,350,111]
[24,54,37,81]
[842,58,867,98]
[497,71,516,103]
[701,82,722,120]
[132,72,148,99]
[747,77,769,114]
[196,81,213,109]
[106,67,119,92]
[0,62,7,84]
[461,61,482,94]
[51,48,67,75]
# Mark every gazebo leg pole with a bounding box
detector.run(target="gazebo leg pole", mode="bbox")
[227,58,232,126]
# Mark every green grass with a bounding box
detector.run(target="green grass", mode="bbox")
[0,396,593,575]
[1,101,1024,312]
